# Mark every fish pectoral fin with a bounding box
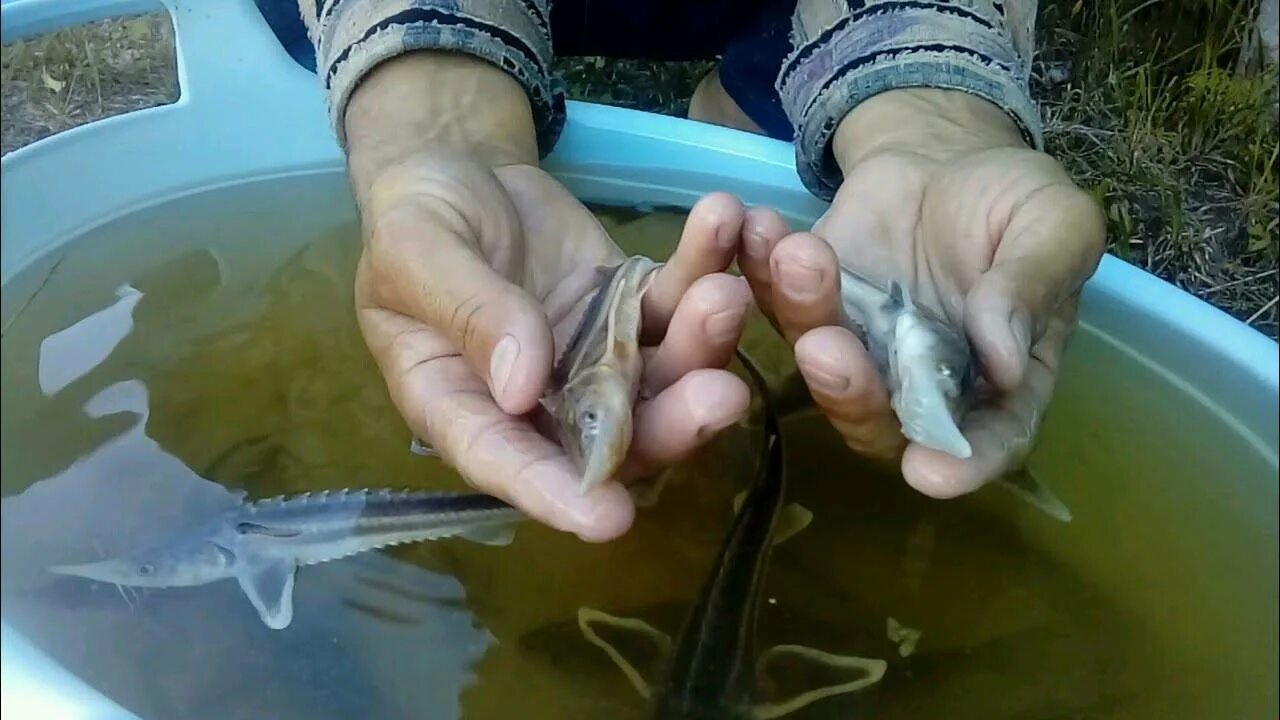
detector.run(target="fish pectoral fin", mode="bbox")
[751,644,889,720]
[577,606,672,701]
[995,468,1073,523]
[456,523,517,547]
[408,437,439,457]
[235,556,298,630]
[773,503,813,545]
[730,495,811,545]
[628,471,670,509]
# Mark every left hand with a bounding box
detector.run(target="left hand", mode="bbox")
[738,88,1105,498]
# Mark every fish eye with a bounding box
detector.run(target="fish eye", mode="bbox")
[578,409,598,432]
[138,563,155,576]
[937,364,953,378]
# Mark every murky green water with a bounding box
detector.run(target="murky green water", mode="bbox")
[1,173,1276,719]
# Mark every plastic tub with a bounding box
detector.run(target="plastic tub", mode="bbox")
[2,1,1276,717]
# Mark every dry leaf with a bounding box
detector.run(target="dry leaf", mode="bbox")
[40,68,65,93]
[125,18,151,42]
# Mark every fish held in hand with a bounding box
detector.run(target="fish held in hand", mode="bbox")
[541,255,661,494]
[839,267,975,459]
[837,266,1072,522]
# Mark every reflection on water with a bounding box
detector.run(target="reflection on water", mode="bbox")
[0,176,1275,720]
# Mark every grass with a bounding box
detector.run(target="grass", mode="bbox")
[1034,0,1278,338]
[2,3,1276,338]
[0,14,176,154]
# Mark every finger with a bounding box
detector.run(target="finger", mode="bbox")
[901,304,1075,497]
[625,369,751,477]
[964,182,1104,390]
[642,274,752,395]
[737,206,791,318]
[793,326,907,459]
[642,192,744,340]
[364,206,555,415]
[357,305,633,542]
[768,232,843,344]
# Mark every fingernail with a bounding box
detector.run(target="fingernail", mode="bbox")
[690,394,742,439]
[778,260,822,300]
[1009,310,1031,355]
[704,304,747,342]
[798,359,850,394]
[744,226,769,257]
[717,222,738,249]
[489,334,520,402]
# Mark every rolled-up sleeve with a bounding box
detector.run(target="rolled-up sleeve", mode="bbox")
[777,0,1042,200]
[297,0,565,156]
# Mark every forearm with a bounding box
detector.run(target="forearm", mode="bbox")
[777,0,1043,199]
[297,0,564,196]
[344,52,539,202]
[831,88,1026,171]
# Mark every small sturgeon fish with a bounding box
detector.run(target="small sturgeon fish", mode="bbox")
[48,489,524,630]
[541,255,661,493]
[838,266,1072,522]
[578,351,887,719]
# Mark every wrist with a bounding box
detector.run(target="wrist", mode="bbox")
[832,88,1027,172]
[344,51,539,202]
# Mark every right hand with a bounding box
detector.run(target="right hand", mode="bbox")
[345,54,760,542]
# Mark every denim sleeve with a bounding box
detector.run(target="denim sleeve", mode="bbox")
[777,0,1042,201]
[297,0,565,157]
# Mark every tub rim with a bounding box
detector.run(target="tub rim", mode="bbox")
[1,0,1276,717]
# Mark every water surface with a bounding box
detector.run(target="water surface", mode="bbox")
[1,174,1275,719]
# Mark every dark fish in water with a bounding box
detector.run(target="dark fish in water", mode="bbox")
[837,265,1072,523]
[577,350,888,718]
[48,488,525,629]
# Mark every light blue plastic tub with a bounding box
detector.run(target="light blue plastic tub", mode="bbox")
[2,1,1277,717]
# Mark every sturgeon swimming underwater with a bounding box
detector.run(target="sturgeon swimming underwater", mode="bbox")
[49,489,526,629]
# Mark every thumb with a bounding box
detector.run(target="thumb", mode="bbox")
[363,202,554,415]
[964,183,1104,390]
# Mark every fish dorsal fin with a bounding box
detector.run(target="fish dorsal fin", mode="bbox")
[773,504,813,545]
[456,524,517,547]
[731,492,812,545]
[886,280,908,310]
[235,556,298,630]
[751,644,889,719]
[577,607,673,701]
[995,468,1073,523]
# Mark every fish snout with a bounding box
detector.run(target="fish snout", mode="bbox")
[577,410,632,494]
[891,373,974,460]
[48,560,126,584]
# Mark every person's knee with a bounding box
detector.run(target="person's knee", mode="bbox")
[688,67,765,135]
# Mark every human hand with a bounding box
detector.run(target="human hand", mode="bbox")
[739,88,1105,498]
[345,54,753,542]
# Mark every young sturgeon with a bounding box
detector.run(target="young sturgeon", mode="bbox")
[837,265,1073,522]
[406,255,660,485]
[48,489,525,630]
[541,255,661,493]
[577,351,888,719]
